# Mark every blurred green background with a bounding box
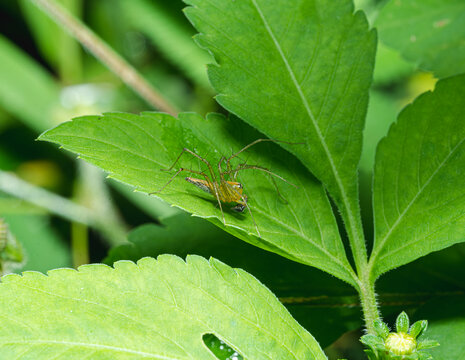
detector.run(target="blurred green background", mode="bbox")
[1,1,455,359]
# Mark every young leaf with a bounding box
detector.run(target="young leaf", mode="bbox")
[396,311,410,333]
[184,0,377,259]
[370,74,465,279]
[376,0,465,78]
[0,256,327,359]
[39,112,356,285]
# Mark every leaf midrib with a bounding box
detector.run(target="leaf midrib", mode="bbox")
[250,0,362,270]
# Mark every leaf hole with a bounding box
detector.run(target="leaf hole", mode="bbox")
[202,333,244,360]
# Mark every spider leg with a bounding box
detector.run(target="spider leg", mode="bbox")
[228,164,298,188]
[150,167,184,194]
[229,185,261,238]
[162,147,213,175]
[157,147,219,189]
[211,182,227,227]
[245,201,260,238]
[226,138,305,165]
[269,175,288,204]
[150,167,208,194]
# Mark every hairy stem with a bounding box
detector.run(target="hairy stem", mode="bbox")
[357,269,380,334]
[30,0,179,115]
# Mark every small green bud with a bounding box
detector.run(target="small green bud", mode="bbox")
[361,312,439,359]
[385,332,417,355]
[396,311,410,333]
[409,320,428,338]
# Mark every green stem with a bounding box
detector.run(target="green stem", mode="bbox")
[71,221,89,267]
[357,269,380,334]
[342,195,368,275]
[75,162,128,245]
[0,170,126,246]
[29,0,179,115]
[0,170,92,225]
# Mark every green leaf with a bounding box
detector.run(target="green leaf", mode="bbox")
[374,320,390,339]
[184,0,377,254]
[0,255,327,359]
[376,0,465,78]
[39,112,356,285]
[370,74,465,279]
[409,320,427,339]
[105,216,361,348]
[396,311,409,333]
[417,340,440,350]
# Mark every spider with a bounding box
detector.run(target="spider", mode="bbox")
[152,139,297,237]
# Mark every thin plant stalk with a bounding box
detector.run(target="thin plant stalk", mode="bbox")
[30,0,179,115]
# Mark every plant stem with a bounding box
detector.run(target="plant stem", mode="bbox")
[71,221,89,267]
[357,270,380,334]
[30,0,179,115]
[0,170,92,225]
[0,171,126,245]
[75,162,128,245]
[342,195,368,275]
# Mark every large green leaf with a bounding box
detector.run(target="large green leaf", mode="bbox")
[370,74,465,280]
[0,256,327,359]
[184,0,377,257]
[376,0,465,78]
[39,112,356,285]
[106,216,361,348]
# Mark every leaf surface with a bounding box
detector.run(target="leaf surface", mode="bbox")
[0,256,327,359]
[40,112,356,284]
[376,0,465,78]
[184,0,377,249]
[106,217,360,347]
[370,75,465,279]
